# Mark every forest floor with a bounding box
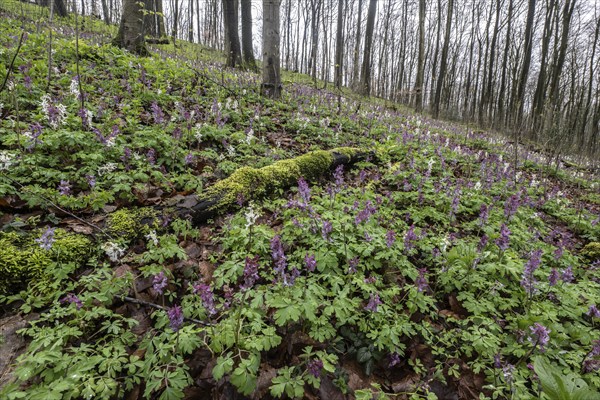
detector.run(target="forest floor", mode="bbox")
[1,2,600,400]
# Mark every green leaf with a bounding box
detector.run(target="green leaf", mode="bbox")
[212,354,234,381]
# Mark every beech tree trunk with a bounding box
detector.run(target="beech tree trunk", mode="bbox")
[514,0,537,128]
[359,0,377,96]
[261,0,282,99]
[223,0,242,68]
[414,0,425,112]
[241,0,257,71]
[143,0,166,39]
[334,0,344,89]
[113,0,148,55]
[432,0,453,119]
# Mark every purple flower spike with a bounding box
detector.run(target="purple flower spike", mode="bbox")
[307,359,324,378]
[529,323,550,352]
[304,253,317,272]
[167,305,184,331]
[35,227,56,250]
[548,268,560,286]
[365,293,382,312]
[386,230,396,248]
[152,271,168,294]
[297,177,311,205]
[561,266,574,283]
[415,268,429,292]
[495,224,511,251]
[404,225,418,253]
[61,293,83,310]
[241,255,260,290]
[520,249,543,296]
[58,180,71,195]
[193,283,217,315]
[587,305,600,318]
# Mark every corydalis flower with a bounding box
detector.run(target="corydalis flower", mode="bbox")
[304,253,317,272]
[167,304,184,331]
[40,94,67,129]
[404,225,418,253]
[548,268,560,286]
[389,352,401,367]
[322,220,333,240]
[61,293,83,310]
[151,102,165,124]
[102,241,126,262]
[297,177,311,205]
[561,266,574,283]
[587,305,600,318]
[58,180,71,195]
[152,271,168,294]
[520,249,543,296]
[386,230,396,248]
[529,323,550,352]
[241,255,260,290]
[270,235,288,282]
[35,227,55,250]
[307,359,323,378]
[365,293,382,312]
[415,268,429,292]
[495,224,511,251]
[193,283,217,315]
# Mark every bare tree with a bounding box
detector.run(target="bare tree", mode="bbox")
[113,0,148,55]
[358,0,376,96]
[223,0,242,67]
[262,0,282,99]
[241,0,257,71]
[431,0,453,119]
[334,0,344,89]
[414,0,426,112]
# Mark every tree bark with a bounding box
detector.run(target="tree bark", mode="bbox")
[113,0,148,55]
[514,0,536,128]
[261,0,282,99]
[143,0,167,39]
[414,0,426,112]
[222,0,242,68]
[432,0,453,119]
[351,0,364,90]
[334,0,344,89]
[359,0,377,96]
[241,0,257,71]
[100,0,109,23]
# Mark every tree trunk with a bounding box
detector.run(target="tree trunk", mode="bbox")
[432,0,453,119]
[262,0,282,99]
[172,0,179,39]
[351,0,363,90]
[101,0,109,23]
[143,0,167,38]
[241,0,257,71]
[481,0,501,124]
[359,0,377,96]
[223,0,242,68]
[496,0,513,128]
[414,0,426,112]
[113,0,148,55]
[514,0,537,128]
[334,0,344,89]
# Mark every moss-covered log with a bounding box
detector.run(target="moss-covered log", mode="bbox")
[175,147,370,224]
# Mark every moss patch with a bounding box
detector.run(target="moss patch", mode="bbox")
[581,242,600,262]
[200,148,357,209]
[0,229,93,294]
[106,207,158,242]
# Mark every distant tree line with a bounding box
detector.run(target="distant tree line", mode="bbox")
[35,0,600,159]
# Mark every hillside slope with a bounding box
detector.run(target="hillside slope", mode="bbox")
[1,3,600,399]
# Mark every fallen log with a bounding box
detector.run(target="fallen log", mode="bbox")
[171,147,370,224]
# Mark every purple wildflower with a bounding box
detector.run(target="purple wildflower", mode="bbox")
[494,354,502,369]
[479,204,489,227]
[495,224,511,251]
[477,234,488,252]
[58,180,71,195]
[307,359,323,378]
[355,201,377,225]
[404,225,418,253]
[333,165,344,188]
[415,268,429,292]
[529,323,551,352]
[386,230,396,248]
[152,271,168,294]
[271,235,293,285]
[193,283,217,315]
[26,122,43,149]
[304,253,317,272]
[151,102,165,124]
[389,352,401,367]
[146,148,156,165]
[86,174,96,188]
[583,341,600,373]
[35,227,55,250]
[365,293,382,312]
[561,266,574,283]
[587,305,600,318]
[520,249,543,296]
[548,268,560,286]
[241,255,260,290]
[167,305,184,331]
[322,220,333,240]
[504,194,520,220]
[172,127,182,139]
[297,177,311,205]
[60,293,83,310]
[348,256,359,273]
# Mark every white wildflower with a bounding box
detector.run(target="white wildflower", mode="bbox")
[69,78,80,97]
[98,162,117,176]
[440,237,451,253]
[0,102,3,114]
[103,242,126,262]
[427,158,435,175]
[319,117,330,128]
[227,145,236,157]
[244,204,260,229]
[6,80,15,91]
[105,136,116,148]
[474,181,482,191]
[145,230,159,246]
[245,128,254,144]
[0,151,16,170]
[132,152,142,161]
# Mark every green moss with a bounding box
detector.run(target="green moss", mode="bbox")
[581,242,600,262]
[106,207,158,241]
[200,148,356,209]
[0,229,93,294]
